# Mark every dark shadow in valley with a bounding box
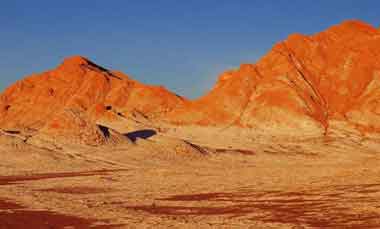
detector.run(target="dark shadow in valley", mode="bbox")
[0,198,121,229]
[125,129,157,142]
[125,184,380,228]
[98,125,111,138]
[1,129,21,135]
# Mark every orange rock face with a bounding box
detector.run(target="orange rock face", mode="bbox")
[0,56,186,131]
[167,20,380,133]
[1,20,380,136]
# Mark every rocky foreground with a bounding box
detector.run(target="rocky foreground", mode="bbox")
[1,20,380,228]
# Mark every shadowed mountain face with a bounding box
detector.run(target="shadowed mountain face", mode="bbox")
[1,20,380,138]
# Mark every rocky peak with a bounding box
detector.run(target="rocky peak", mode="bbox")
[56,55,110,76]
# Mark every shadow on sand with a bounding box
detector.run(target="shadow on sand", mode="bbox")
[125,184,380,228]
[125,129,157,142]
[0,198,122,228]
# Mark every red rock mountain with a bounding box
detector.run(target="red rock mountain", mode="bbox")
[168,20,380,133]
[0,56,186,131]
[1,20,380,136]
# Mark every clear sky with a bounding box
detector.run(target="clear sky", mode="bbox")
[1,0,379,98]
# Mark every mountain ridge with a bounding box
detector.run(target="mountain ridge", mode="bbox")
[1,19,380,140]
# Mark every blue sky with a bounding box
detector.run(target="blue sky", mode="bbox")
[1,0,379,98]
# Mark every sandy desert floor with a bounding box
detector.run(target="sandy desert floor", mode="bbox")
[1,127,380,229]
